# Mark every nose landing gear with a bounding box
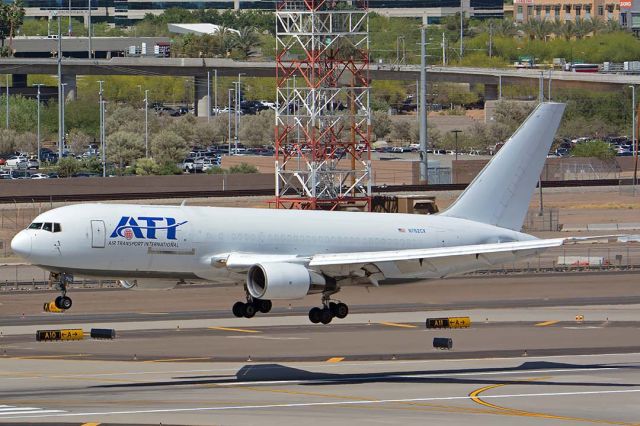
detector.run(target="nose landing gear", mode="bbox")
[50,272,73,310]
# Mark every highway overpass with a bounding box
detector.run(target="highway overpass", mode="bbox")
[1,57,639,116]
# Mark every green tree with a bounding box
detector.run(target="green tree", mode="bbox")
[106,131,144,171]
[229,162,258,173]
[571,140,616,160]
[233,27,260,58]
[372,111,392,141]
[66,128,92,155]
[151,129,188,165]
[239,110,274,146]
[0,0,25,56]
[0,128,18,153]
[134,157,160,175]
[56,157,81,177]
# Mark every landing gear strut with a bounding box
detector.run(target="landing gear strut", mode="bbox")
[308,290,348,325]
[232,288,272,319]
[50,272,73,310]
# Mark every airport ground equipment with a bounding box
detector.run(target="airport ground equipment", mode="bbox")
[43,300,65,313]
[433,337,453,350]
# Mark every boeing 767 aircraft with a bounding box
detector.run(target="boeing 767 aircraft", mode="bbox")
[12,103,591,324]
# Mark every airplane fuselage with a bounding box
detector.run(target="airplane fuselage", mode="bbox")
[12,203,534,283]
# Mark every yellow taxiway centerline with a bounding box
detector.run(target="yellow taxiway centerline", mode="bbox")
[535,320,560,327]
[208,326,261,333]
[379,322,417,329]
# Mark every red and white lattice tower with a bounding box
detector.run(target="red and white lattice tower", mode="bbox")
[275,0,371,210]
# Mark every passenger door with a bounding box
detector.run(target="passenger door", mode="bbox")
[91,220,106,248]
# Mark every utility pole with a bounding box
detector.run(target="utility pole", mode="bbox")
[442,32,446,66]
[548,69,552,101]
[214,69,218,114]
[61,83,66,153]
[98,80,105,177]
[144,89,149,158]
[34,84,44,163]
[68,0,72,36]
[459,9,464,58]
[5,75,8,129]
[228,88,234,155]
[88,0,92,58]
[488,23,493,58]
[451,130,462,161]
[207,70,211,123]
[539,71,544,103]
[235,73,245,154]
[57,14,63,158]
[419,26,428,184]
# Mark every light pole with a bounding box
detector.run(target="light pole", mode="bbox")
[144,89,149,158]
[5,74,8,129]
[235,73,246,154]
[61,82,67,153]
[630,85,635,162]
[459,9,464,58]
[228,88,234,155]
[98,80,105,177]
[33,84,44,163]
[207,70,211,122]
[419,26,428,184]
[68,0,72,36]
[88,0,92,58]
[56,13,63,158]
[451,129,462,161]
[214,69,218,115]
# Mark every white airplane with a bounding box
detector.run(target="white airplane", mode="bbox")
[11,102,595,324]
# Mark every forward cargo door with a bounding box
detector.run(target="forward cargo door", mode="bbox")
[91,220,106,248]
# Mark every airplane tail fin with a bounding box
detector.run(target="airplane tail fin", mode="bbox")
[441,102,566,231]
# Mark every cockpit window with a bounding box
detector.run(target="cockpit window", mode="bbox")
[28,222,61,232]
[42,223,52,232]
[53,223,61,233]
[28,222,42,230]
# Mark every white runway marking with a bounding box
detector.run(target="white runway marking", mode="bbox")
[0,405,65,417]
[2,388,640,420]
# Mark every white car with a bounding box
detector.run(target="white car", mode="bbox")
[31,173,50,179]
[5,156,28,169]
[197,158,221,172]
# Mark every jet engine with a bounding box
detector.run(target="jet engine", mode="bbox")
[246,263,325,300]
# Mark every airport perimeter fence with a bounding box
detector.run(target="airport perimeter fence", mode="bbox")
[619,179,639,197]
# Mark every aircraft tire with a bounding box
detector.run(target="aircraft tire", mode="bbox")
[329,302,338,316]
[257,299,272,314]
[335,303,349,319]
[320,308,333,325]
[308,307,321,324]
[244,303,257,318]
[60,296,72,310]
[54,296,63,310]
[232,302,246,318]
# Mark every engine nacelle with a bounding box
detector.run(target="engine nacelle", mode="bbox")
[246,262,325,300]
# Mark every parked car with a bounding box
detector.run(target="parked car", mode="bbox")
[180,158,203,173]
[31,173,49,179]
[27,158,39,169]
[196,157,221,172]
[5,155,28,169]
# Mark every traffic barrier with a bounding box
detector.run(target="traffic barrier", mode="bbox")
[36,329,84,342]
[90,328,116,339]
[433,337,453,350]
[426,317,471,329]
[43,301,64,313]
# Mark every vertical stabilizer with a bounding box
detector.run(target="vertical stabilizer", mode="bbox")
[441,102,566,231]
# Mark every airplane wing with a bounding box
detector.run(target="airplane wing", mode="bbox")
[308,236,622,282]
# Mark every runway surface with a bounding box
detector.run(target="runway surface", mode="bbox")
[1,272,639,424]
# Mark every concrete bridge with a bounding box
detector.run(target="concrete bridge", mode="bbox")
[1,57,639,116]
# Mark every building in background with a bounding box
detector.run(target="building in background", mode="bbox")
[514,0,621,24]
[13,0,503,28]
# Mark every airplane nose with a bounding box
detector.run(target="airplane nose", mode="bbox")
[11,231,31,259]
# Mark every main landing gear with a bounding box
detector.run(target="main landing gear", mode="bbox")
[308,291,349,325]
[50,272,73,310]
[232,290,272,319]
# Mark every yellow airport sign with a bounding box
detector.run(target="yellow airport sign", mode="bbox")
[36,329,84,341]
[426,316,471,329]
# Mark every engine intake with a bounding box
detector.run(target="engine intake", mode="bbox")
[247,262,325,300]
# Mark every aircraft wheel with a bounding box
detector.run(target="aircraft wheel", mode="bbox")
[232,302,245,318]
[257,299,272,314]
[54,296,63,309]
[308,307,322,324]
[60,296,72,310]
[320,308,333,325]
[329,302,338,316]
[335,303,349,319]
[243,302,257,318]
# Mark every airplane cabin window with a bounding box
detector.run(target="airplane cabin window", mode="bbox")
[28,222,43,230]
[42,223,53,232]
[53,223,62,233]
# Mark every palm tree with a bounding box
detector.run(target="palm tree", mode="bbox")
[574,17,591,39]
[232,27,260,58]
[534,19,553,40]
[7,0,25,54]
[519,20,538,40]
[550,17,564,38]
[496,19,518,37]
[561,20,577,40]
[589,16,607,36]
[213,27,238,57]
[604,18,623,33]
